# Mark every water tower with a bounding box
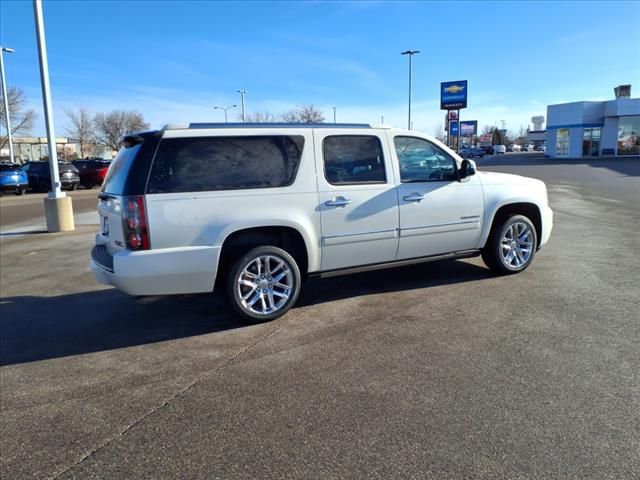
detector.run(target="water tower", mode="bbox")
[531,115,545,131]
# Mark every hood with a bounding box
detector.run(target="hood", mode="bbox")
[478,171,531,185]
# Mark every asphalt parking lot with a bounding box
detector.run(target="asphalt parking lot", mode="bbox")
[1,154,639,479]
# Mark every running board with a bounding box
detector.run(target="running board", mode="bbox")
[313,250,481,279]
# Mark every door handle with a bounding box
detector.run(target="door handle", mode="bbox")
[325,197,352,207]
[403,193,426,202]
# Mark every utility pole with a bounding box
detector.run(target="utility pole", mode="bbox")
[0,46,15,163]
[34,0,74,231]
[401,50,420,130]
[237,89,247,122]
[332,106,336,124]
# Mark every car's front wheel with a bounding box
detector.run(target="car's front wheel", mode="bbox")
[482,214,537,274]
[227,246,301,322]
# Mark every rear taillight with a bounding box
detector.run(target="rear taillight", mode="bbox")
[122,196,150,250]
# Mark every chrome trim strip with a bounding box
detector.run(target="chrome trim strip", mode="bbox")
[401,220,479,231]
[324,228,397,239]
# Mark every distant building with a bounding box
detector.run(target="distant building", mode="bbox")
[0,137,116,163]
[546,85,639,158]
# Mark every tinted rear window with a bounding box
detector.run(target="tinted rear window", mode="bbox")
[0,164,21,172]
[101,145,142,195]
[146,136,304,194]
[59,163,78,172]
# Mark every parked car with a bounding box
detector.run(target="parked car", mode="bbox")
[507,144,521,152]
[458,147,474,158]
[493,145,507,154]
[480,145,495,155]
[22,161,81,192]
[523,144,535,152]
[0,163,29,195]
[536,145,546,152]
[471,146,485,158]
[91,123,553,322]
[73,159,111,188]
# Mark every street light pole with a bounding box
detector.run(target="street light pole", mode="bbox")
[0,46,15,163]
[237,89,247,122]
[33,0,74,231]
[332,106,336,124]
[401,50,420,130]
[214,104,237,123]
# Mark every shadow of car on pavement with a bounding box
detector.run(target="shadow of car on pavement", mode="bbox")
[1,259,491,366]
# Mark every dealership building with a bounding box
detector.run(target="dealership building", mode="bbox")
[546,85,639,158]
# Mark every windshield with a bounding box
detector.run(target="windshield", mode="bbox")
[101,145,142,195]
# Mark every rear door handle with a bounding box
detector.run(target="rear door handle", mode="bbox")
[403,193,426,202]
[325,197,352,207]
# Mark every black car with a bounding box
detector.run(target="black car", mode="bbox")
[22,161,81,192]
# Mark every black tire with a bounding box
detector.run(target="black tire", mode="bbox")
[15,188,26,196]
[482,214,537,275]
[71,183,78,191]
[227,245,301,323]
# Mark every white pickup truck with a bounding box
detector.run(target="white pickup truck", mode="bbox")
[91,123,553,322]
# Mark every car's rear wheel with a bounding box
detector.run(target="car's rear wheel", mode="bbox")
[227,245,301,322]
[482,214,537,274]
[15,188,26,196]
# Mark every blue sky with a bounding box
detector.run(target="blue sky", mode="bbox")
[1,0,639,136]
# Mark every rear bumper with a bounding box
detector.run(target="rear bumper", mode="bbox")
[0,183,27,191]
[91,244,221,296]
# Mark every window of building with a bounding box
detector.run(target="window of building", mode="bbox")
[394,136,458,182]
[617,116,640,156]
[146,136,304,193]
[556,129,570,157]
[322,135,386,185]
[582,128,601,157]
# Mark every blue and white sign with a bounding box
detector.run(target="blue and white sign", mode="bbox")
[449,121,458,136]
[460,120,477,136]
[441,80,468,110]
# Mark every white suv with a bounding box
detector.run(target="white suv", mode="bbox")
[91,123,553,321]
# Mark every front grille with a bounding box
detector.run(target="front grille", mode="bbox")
[91,245,114,272]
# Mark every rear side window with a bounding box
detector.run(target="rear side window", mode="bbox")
[323,135,386,185]
[146,136,304,194]
[102,144,142,194]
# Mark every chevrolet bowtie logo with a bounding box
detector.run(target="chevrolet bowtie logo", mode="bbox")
[444,84,465,94]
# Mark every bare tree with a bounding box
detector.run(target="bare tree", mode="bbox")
[281,104,325,123]
[93,110,150,151]
[65,106,95,158]
[0,86,37,150]
[433,122,446,142]
[244,111,278,123]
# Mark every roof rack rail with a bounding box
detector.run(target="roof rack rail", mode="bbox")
[163,122,372,130]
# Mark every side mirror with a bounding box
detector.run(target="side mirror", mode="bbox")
[459,159,476,179]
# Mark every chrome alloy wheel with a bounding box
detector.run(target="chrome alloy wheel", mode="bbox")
[500,222,534,268]
[236,255,293,316]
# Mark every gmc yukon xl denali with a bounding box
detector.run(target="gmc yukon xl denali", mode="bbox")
[91,123,553,321]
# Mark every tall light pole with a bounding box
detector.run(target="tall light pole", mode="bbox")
[214,104,237,123]
[0,46,15,163]
[237,89,247,122]
[401,50,420,130]
[332,106,336,123]
[34,0,74,231]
